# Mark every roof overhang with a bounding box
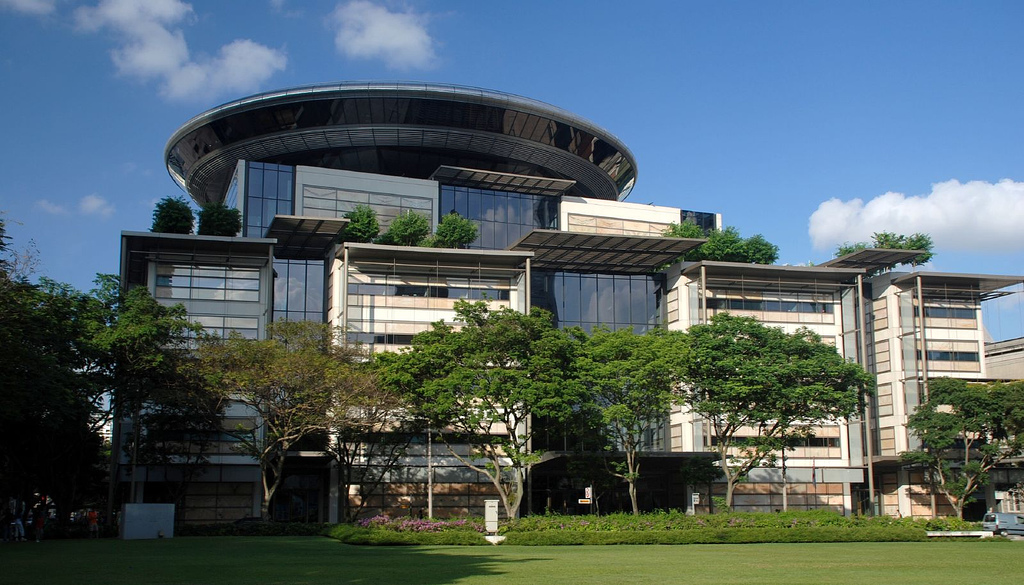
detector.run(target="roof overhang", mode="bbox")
[265,215,348,259]
[681,261,864,290]
[890,271,1024,301]
[341,242,533,275]
[430,166,575,196]
[818,248,924,271]
[120,231,275,288]
[509,229,704,275]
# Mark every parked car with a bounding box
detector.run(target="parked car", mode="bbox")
[982,512,1024,535]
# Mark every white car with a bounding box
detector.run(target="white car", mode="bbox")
[982,512,1024,535]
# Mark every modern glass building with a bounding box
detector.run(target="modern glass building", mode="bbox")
[117,81,1023,523]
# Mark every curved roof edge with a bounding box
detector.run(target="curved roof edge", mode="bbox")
[164,81,637,202]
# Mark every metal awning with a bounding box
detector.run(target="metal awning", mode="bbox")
[430,166,576,196]
[120,231,274,288]
[890,271,1024,301]
[509,229,704,274]
[265,215,349,259]
[818,248,924,271]
[681,261,864,290]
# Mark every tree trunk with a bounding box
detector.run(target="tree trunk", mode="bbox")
[261,450,288,521]
[626,450,640,515]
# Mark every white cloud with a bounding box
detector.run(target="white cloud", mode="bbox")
[75,0,286,101]
[36,199,69,215]
[332,1,437,70]
[808,179,1024,252]
[0,0,56,15]
[79,194,115,217]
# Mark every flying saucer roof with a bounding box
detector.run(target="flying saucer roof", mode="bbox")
[166,82,637,206]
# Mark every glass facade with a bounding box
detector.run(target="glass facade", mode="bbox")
[439,185,558,250]
[155,264,261,302]
[679,209,718,231]
[243,162,294,238]
[531,271,663,333]
[346,269,515,352]
[153,263,262,339]
[274,259,325,322]
[241,161,325,323]
[706,297,834,314]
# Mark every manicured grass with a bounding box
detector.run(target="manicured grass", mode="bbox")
[1,537,1021,585]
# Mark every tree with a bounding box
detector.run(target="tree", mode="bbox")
[151,197,194,234]
[375,211,431,246]
[431,212,478,248]
[663,223,779,264]
[326,366,422,522]
[341,204,380,243]
[95,286,199,508]
[197,202,242,237]
[0,276,113,524]
[835,231,934,269]
[678,456,724,513]
[132,354,224,516]
[902,378,1024,519]
[678,313,872,508]
[198,320,365,520]
[578,328,685,515]
[379,300,581,518]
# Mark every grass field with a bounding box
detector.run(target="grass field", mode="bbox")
[1,537,1021,585]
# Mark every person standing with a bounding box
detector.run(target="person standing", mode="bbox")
[87,508,99,539]
[33,508,45,542]
[12,501,26,542]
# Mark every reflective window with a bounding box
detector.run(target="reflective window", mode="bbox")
[706,297,834,314]
[244,162,294,238]
[920,350,980,362]
[155,264,261,303]
[679,210,718,231]
[273,259,324,322]
[923,306,975,319]
[531,271,663,333]
[439,185,558,250]
[346,271,514,352]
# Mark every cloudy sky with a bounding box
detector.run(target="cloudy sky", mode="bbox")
[1,0,1022,338]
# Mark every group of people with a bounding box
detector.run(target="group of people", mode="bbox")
[2,500,45,543]
[3,498,102,542]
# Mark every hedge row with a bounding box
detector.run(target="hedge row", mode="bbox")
[503,509,978,533]
[503,526,929,545]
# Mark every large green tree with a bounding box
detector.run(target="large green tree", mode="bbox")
[902,378,1024,519]
[0,276,112,524]
[375,211,431,246]
[197,202,242,237]
[835,231,934,269]
[379,300,581,518]
[327,370,421,522]
[341,204,380,243]
[578,328,686,515]
[198,320,366,520]
[430,212,478,248]
[663,223,779,264]
[678,313,872,508]
[151,197,195,234]
[95,285,200,508]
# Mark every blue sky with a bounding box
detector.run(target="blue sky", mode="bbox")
[1,0,1022,339]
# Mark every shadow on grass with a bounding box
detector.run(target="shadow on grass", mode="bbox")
[0,536,549,585]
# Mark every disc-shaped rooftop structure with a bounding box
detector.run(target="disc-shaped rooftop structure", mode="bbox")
[165,81,637,206]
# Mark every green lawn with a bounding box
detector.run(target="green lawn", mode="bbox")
[1,537,1021,585]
